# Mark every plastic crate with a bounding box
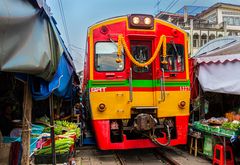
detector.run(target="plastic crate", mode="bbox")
[34,152,69,164]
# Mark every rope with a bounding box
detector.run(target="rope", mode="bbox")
[117,34,168,67]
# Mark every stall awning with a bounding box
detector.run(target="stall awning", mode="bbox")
[0,0,63,81]
[192,36,240,95]
[30,53,73,100]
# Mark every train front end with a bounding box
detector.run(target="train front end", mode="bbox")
[85,14,190,150]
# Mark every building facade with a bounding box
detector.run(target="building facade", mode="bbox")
[156,3,240,55]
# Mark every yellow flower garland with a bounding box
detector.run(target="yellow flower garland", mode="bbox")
[117,34,167,67]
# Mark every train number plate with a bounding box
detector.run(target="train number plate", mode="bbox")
[90,87,106,92]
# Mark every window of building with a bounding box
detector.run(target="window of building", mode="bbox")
[95,42,124,71]
[160,42,184,72]
[193,33,199,48]
[222,11,240,16]
[201,34,208,46]
[209,34,216,41]
[218,34,223,38]
[223,16,240,26]
[206,13,217,23]
[235,17,240,26]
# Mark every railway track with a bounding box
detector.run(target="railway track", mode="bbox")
[74,146,180,165]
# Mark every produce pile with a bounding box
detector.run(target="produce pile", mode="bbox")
[194,118,240,137]
[35,138,74,155]
[43,120,80,138]
[222,120,240,131]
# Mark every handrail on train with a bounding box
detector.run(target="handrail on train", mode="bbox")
[159,68,166,102]
[129,67,133,102]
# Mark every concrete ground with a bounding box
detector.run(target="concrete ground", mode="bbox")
[157,146,212,165]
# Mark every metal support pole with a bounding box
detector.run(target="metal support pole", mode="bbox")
[190,19,193,56]
[49,95,56,165]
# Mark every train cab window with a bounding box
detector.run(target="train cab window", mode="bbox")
[95,42,124,71]
[160,42,184,72]
[131,45,150,73]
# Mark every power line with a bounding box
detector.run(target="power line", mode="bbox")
[165,0,179,12]
[163,0,175,12]
[157,0,178,17]
[57,0,71,53]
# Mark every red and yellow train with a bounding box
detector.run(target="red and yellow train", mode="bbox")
[82,14,190,150]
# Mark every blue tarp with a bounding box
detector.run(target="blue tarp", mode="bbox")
[30,53,73,100]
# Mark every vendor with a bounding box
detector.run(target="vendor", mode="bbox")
[0,103,13,136]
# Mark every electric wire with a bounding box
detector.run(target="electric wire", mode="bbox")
[165,0,179,13]
[157,0,178,17]
[57,0,71,53]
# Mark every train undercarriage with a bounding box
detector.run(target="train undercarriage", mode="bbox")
[92,107,189,150]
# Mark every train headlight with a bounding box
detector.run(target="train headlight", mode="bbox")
[144,17,151,25]
[98,103,106,112]
[178,101,186,109]
[128,14,154,29]
[132,16,140,24]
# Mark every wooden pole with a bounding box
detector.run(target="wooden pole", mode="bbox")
[49,94,56,165]
[21,79,32,165]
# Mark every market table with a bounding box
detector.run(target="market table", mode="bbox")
[192,121,239,165]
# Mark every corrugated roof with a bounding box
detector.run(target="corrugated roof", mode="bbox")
[175,6,208,16]
[192,36,240,64]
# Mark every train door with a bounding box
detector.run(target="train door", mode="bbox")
[130,40,155,106]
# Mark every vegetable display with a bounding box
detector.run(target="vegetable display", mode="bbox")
[222,121,240,131]
[35,138,74,155]
[43,120,80,137]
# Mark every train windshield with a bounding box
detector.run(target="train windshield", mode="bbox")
[95,42,124,71]
[160,42,184,72]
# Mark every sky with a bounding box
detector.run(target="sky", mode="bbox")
[46,0,239,72]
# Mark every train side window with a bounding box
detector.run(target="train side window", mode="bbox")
[160,42,184,72]
[95,42,124,72]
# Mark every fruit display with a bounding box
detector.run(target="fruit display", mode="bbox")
[225,112,240,122]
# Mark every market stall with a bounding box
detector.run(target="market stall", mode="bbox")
[0,0,80,164]
[190,36,240,164]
